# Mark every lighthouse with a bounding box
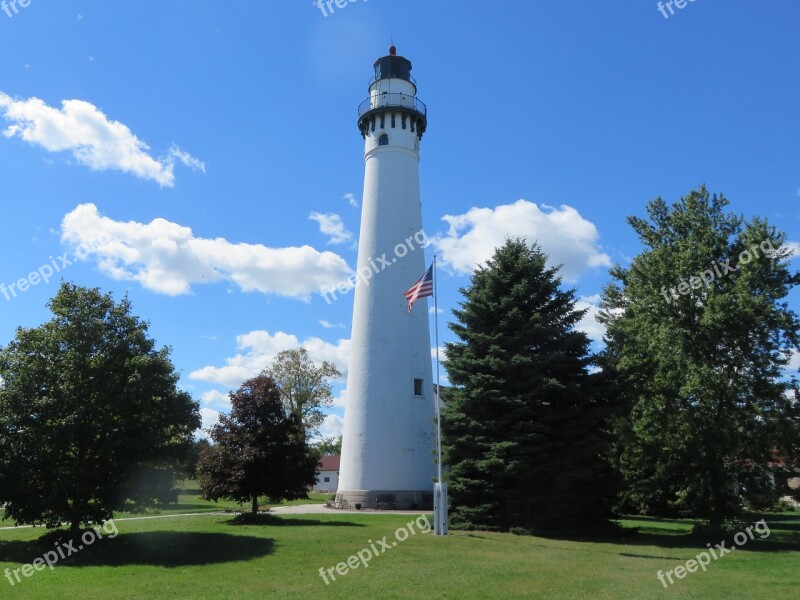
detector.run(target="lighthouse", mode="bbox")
[337,47,436,510]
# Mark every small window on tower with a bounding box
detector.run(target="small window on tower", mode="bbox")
[414,378,423,397]
[379,133,389,146]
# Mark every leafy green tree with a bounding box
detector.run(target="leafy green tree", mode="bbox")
[599,187,800,531]
[198,375,319,515]
[315,435,342,456]
[442,239,617,534]
[262,347,340,439]
[0,283,200,534]
[182,438,211,479]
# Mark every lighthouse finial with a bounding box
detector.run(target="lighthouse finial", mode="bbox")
[389,37,396,56]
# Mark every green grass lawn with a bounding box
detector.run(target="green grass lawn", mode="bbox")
[1,508,798,599]
[2,480,329,521]
[110,480,330,518]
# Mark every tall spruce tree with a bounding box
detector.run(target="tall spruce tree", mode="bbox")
[442,239,616,534]
[599,187,800,531]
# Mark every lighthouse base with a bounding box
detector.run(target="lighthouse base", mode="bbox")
[337,489,433,511]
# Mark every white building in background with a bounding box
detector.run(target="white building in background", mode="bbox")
[337,47,437,510]
[314,455,340,492]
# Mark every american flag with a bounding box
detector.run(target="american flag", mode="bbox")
[403,264,434,313]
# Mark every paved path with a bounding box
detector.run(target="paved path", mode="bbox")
[271,503,428,516]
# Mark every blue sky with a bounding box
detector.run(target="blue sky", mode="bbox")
[1,0,798,439]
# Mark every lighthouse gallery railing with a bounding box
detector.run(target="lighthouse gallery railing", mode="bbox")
[357,93,427,118]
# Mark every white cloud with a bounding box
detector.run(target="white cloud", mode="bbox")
[197,408,221,439]
[318,414,344,439]
[201,389,230,409]
[319,319,345,329]
[190,329,349,389]
[784,241,800,260]
[788,349,800,371]
[343,193,359,208]
[331,388,348,408]
[167,145,206,173]
[0,93,203,187]
[432,200,611,281]
[431,346,448,361]
[60,203,352,299]
[309,212,352,245]
[575,295,606,343]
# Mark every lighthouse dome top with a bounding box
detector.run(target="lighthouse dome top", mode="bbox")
[371,47,416,91]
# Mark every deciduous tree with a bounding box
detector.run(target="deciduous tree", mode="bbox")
[263,348,340,439]
[198,375,318,515]
[0,283,200,533]
[599,187,800,531]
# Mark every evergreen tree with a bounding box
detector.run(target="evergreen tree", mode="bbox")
[599,187,800,531]
[442,239,616,534]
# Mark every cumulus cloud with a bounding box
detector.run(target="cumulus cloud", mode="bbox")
[197,408,221,439]
[309,212,352,245]
[189,329,349,389]
[60,203,352,298]
[784,241,800,260]
[432,200,611,281]
[331,388,348,409]
[343,193,359,208]
[0,93,203,187]
[575,294,606,343]
[788,349,800,371]
[201,389,230,409]
[319,319,345,329]
[318,414,344,439]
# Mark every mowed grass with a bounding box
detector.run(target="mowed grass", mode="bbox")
[1,509,798,599]
[109,480,330,518]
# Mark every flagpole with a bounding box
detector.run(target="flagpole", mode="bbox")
[433,255,443,486]
[432,255,447,534]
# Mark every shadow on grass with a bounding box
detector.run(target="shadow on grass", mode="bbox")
[498,515,800,554]
[748,512,800,532]
[122,504,229,515]
[0,532,274,567]
[618,552,684,560]
[225,514,365,528]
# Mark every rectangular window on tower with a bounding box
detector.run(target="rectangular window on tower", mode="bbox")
[413,378,424,397]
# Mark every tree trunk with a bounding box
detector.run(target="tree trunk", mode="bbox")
[251,495,258,515]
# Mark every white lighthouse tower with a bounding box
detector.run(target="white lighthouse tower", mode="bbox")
[337,46,436,510]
